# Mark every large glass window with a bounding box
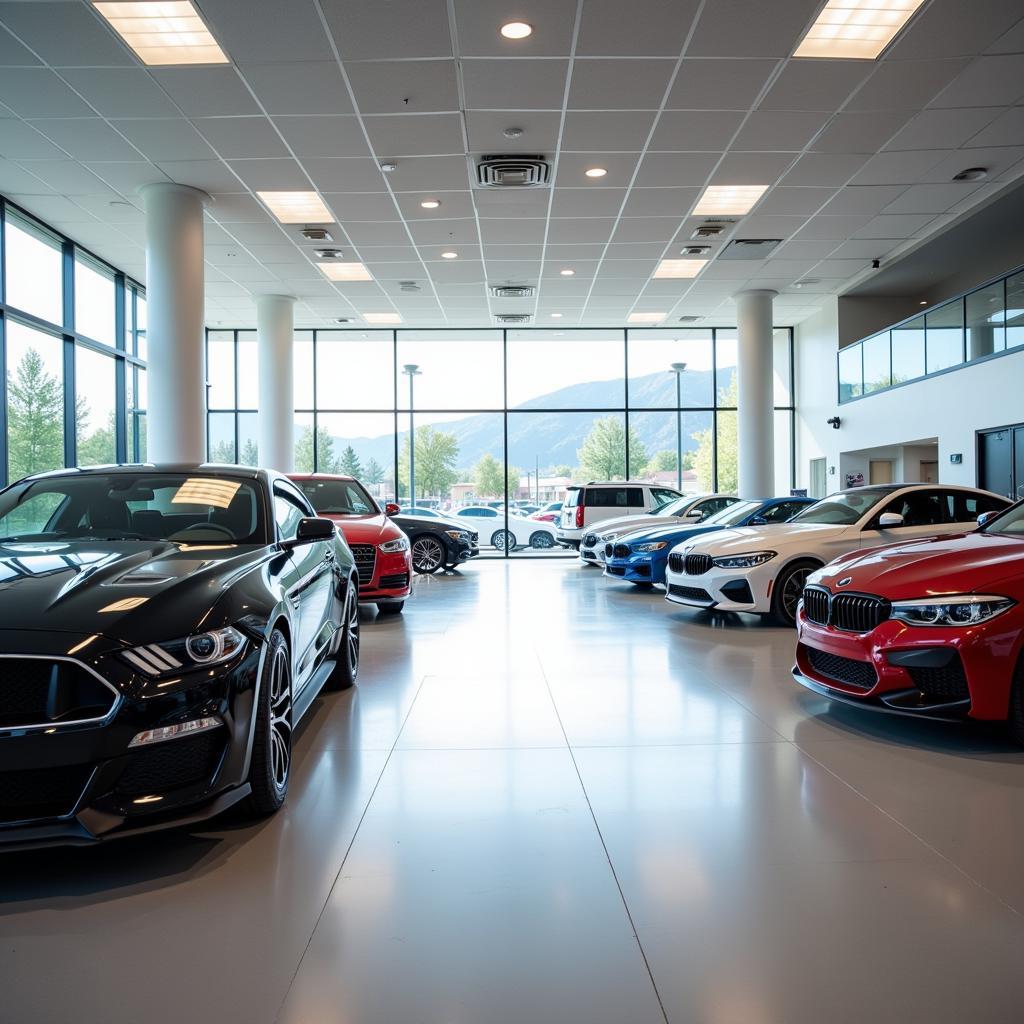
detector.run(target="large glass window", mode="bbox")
[508,330,624,409]
[925,300,964,374]
[74,254,116,346]
[75,345,116,466]
[1004,272,1023,350]
[966,281,1005,359]
[317,331,393,410]
[838,344,862,402]
[861,332,891,394]
[891,315,925,384]
[626,330,714,408]
[397,331,504,410]
[4,213,63,325]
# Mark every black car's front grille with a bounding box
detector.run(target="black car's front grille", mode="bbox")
[907,657,970,702]
[350,544,377,586]
[0,763,92,824]
[684,553,713,576]
[802,586,889,633]
[468,532,479,543]
[668,583,713,603]
[379,572,409,589]
[0,657,117,729]
[116,730,225,798]
[668,552,683,574]
[806,645,876,690]
[612,543,630,558]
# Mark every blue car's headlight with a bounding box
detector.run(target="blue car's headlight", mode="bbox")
[123,625,247,677]
[634,541,668,552]
[890,595,1014,627]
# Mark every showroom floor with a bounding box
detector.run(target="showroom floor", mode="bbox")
[3,560,1024,1023]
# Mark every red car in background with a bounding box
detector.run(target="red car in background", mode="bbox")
[290,474,411,615]
[530,501,562,523]
[793,500,1024,741]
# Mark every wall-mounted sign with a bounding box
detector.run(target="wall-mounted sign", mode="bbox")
[790,489,808,497]
[950,453,963,464]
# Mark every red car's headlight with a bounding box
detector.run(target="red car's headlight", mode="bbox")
[890,595,1015,627]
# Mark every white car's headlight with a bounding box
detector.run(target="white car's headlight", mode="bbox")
[634,541,668,552]
[379,536,409,553]
[712,550,777,569]
[123,625,247,676]
[890,595,1015,627]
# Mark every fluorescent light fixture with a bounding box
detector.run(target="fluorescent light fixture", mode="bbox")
[560,269,575,276]
[585,167,607,178]
[628,312,667,324]
[500,21,533,39]
[653,259,708,279]
[550,313,563,318]
[794,0,926,60]
[420,199,441,209]
[692,185,768,216]
[319,262,373,282]
[256,191,332,224]
[441,251,458,259]
[363,312,402,324]
[93,1,228,66]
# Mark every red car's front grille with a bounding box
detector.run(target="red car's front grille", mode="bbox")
[805,645,876,690]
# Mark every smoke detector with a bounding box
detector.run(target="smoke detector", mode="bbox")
[314,248,344,260]
[302,227,333,241]
[490,285,536,298]
[494,313,532,324]
[477,154,550,188]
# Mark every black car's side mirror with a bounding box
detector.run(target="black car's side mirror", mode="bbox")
[285,517,336,548]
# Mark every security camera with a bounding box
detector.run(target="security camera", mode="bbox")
[871,259,880,269]
[827,416,841,430]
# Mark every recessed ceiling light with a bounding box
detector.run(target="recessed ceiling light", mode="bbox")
[420,199,441,209]
[585,167,608,178]
[693,185,768,216]
[793,0,926,60]
[500,21,533,39]
[560,269,575,276]
[441,251,458,259]
[919,300,928,306]
[363,312,402,324]
[257,191,332,224]
[953,167,988,181]
[380,162,397,172]
[318,262,373,282]
[628,312,667,324]
[653,259,708,279]
[550,312,563,318]
[93,1,228,65]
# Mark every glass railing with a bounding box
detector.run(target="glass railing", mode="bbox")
[838,265,1024,403]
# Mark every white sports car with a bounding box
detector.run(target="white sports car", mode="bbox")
[452,506,557,550]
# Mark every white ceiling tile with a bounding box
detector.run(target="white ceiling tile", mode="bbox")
[759,60,872,111]
[731,110,831,151]
[113,119,217,162]
[800,259,865,278]
[425,259,484,282]
[754,186,835,215]
[966,107,1024,150]
[342,222,411,245]
[611,217,676,243]
[737,214,810,237]
[303,157,388,191]
[547,218,616,244]
[13,158,112,195]
[0,119,67,159]
[665,58,775,109]
[554,152,641,187]
[819,185,908,215]
[772,238,840,259]
[363,113,464,157]
[0,1,132,66]
[687,0,821,57]
[827,239,902,260]
[621,186,698,217]
[810,111,915,154]
[478,219,547,244]
[543,244,606,261]
[568,59,674,110]
[886,107,1003,151]
[219,222,285,244]
[206,194,269,221]
[846,59,969,112]
[0,22,40,66]
[26,118,140,162]
[197,0,334,62]
[453,0,577,57]
[852,214,937,238]
[0,67,92,117]
[86,161,169,194]
[355,245,420,261]
[346,60,459,115]
[149,67,261,117]
[550,188,626,217]
[649,110,745,151]
[849,150,950,186]
[60,69,181,118]
[324,191,401,220]
[465,110,560,154]
[195,117,288,160]
[324,0,453,59]
[227,157,312,190]
[273,116,371,160]
[577,0,699,56]
[238,62,354,116]
[633,152,718,187]
[559,110,655,152]
[406,217,479,244]
[156,160,243,193]
[930,54,1024,108]
[886,0,1022,59]
[711,151,795,184]
[791,214,872,240]
[880,182,984,215]
[384,154,470,192]
[393,190,474,220]
[473,189,550,217]
[780,152,870,186]
[921,146,1024,182]
[9,194,94,222]
[462,59,568,110]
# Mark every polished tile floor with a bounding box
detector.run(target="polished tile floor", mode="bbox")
[3,560,1024,1023]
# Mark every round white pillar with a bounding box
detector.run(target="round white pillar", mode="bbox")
[735,289,777,498]
[256,294,295,472]
[140,183,209,464]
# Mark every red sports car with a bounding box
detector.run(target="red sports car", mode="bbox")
[793,500,1024,741]
[291,474,411,615]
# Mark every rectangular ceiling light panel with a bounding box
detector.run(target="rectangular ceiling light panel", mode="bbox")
[363,312,402,324]
[794,0,926,60]
[319,262,373,281]
[93,1,229,65]
[256,191,333,224]
[693,186,768,216]
[628,312,667,324]
[653,259,708,279]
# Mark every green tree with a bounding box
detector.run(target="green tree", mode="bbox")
[338,445,362,478]
[692,380,737,493]
[364,457,384,485]
[577,417,648,480]
[643,448,696,478]
[294,423,339,473]
[239,438,259,467]
[209,440,236,463]
[77,410,116,467]
[473,453,504,497]
[552,464,572,477]
[398,426,459,499]
[7,348,64,482]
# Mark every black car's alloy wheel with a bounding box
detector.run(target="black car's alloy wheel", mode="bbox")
[328,583,359,690]
[248,629,292,815]
[772,560,819,627]
[529,531,555,549]
[491,529,515,551]
[411,535,445,574]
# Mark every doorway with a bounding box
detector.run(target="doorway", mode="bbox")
[809,458,827,498]
[869,460,894,485]
[978,424,1024,499]
[919,460,938,484]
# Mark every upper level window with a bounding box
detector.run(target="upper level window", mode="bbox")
[74,253,116,346]
[4,213,63,325]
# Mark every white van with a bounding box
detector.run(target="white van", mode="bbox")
[557,482,682,548]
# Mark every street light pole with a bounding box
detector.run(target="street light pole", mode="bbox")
[402,364,421,506]
[668,362,687,491]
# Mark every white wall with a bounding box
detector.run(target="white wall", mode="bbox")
[794,300,1024,494]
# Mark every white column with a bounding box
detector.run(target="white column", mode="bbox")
[140,183,209,464]
[256,294,295,472]
[735,289,776,498]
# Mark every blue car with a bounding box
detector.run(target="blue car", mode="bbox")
[602,496,816,587]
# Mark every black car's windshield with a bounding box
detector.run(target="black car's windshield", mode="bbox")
[789,488,893,526]
[296,478,377,515]
[981,500,1024,536]
[0,473,267,545]
[704,500,760,526]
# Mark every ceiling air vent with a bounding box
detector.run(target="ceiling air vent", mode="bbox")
[399,281,421,293]
[678,315,702,323]
[718,238,783,260]
[302,228,333,241]
[490,285,536,298]
[495,313,532,324]
[691,221,732,240]
[477,155,550,188]
[314,248,344,260]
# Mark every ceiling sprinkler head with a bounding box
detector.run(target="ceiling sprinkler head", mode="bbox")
[503,127,524,139]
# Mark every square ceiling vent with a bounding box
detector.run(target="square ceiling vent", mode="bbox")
[494,313,532,324]
[477,155,550,188]
[490,285,535,298]
[718,239,783,260]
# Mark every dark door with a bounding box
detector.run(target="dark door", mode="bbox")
[1015,427,1024,500]
[978,426,1018,499]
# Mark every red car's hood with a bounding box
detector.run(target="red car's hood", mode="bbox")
[319,512,401,545]
[813,531,1024,600]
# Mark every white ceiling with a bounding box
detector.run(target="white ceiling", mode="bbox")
[0,0,1022,329]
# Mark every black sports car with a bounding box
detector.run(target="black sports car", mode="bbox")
[0,465,360,850]
[391,511,480,574]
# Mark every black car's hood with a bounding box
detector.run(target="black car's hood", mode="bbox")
[0,539,271,644]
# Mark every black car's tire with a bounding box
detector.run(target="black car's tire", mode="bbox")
[491,529,515,551]
[771,559,821,627]
[1007,653,1024,746]
[529,531,555,549]
[378,601,404,615]
[247,629,292,816]
[326,582,359,690]
[411,534,446,574]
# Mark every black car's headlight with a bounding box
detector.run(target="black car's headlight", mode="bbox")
[379,536,409,553]
[711,550,776,569]
[890,595,1015,627]
[123,625,248,677]
[445,529,469,541]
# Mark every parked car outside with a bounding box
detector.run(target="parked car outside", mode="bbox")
[664,484,1011,626]
[603,497,815,587]
[579,493,741,566]
[390,510,480,574]
[398,506,442,518]
[291,474,412,615]
[793,499,1024,741]
[557,482,682,548]
[0,465,359,848]
[530,501,563,523]
[452,505,558,550]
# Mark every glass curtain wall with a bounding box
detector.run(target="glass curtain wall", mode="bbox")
[208,326,796,559]
[0,198,146,487]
